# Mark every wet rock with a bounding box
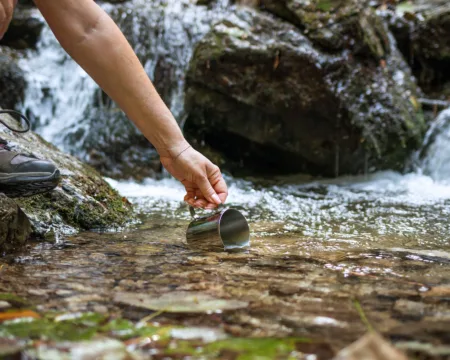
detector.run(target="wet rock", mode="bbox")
[0,301,11,310]
[114,291,249,313]
[0,194,32,254]
[382,1,450,97]
[0,338,24,358]
[393,299,425,318]
[411,3,450,97]
[185,6,425,176]
[0,51,25,110]
[0,110,133,241]
[261,0,390,59]
[71,101,162,181]
[0,7,45,49]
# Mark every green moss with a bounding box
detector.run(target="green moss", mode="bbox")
[315,0,334,12]
[0,310,319,358]
[0,313,107,342]
[16,172,133,232]
[0,293,29,307]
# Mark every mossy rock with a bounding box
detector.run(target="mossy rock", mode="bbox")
[260,0,389,59]
[0,195,31,254]
[0,111,133,241]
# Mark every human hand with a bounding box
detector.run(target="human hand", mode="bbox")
[0,0,16,39]
[160,142,228,209]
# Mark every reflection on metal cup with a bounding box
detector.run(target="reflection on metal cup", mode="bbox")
[186,207,250,252]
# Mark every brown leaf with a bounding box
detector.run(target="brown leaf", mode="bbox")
[421,286,450,297]
[273,51,280,70]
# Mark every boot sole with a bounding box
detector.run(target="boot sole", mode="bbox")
[0,169,61,198]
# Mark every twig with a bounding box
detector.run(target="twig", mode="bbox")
[137,308,167,325]
[353,299,374,333]
[417,98,450,108]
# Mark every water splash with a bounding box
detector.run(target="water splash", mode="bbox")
[418,108,450,183]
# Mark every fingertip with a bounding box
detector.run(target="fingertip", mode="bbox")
[218,193,227,203]
[211,193,222,205]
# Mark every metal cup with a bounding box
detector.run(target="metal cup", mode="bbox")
[186,206,250,252]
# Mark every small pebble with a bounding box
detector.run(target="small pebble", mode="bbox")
[0,301,11,309]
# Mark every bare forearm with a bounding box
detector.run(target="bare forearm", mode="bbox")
[33,0,186,156]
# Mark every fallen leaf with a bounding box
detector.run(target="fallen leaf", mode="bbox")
[273,51,280,70]
[0,310,40,322]
[421,286,450,297]
[114,291,248,313]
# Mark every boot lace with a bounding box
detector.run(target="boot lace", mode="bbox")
[0,110,31,133]
[0,110,31,150]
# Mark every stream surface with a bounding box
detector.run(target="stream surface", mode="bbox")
[1,171,450,358]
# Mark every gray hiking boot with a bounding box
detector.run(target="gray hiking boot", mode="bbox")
[0,109,60,198]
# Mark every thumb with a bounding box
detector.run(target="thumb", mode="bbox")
[196,175,222,205]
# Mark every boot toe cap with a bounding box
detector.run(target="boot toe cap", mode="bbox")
[16,159,58,174]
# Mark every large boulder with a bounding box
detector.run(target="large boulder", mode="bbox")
[0,111,133,240]
[184,5,425,176]
[0,194,31,255]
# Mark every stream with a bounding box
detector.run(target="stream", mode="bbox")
[1,1,450,359]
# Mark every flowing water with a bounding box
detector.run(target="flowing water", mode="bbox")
[1,1,450,359]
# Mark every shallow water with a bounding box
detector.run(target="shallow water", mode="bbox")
[1,171,450,358]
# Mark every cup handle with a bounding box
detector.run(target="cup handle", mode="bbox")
[189,205,197,219]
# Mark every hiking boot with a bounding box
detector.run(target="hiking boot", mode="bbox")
[0,109,60,198]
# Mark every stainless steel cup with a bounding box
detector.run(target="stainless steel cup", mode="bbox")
[186,206,250,252]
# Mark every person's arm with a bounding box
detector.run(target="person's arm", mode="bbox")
[33,0,227,208]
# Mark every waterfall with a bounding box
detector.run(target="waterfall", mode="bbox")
[19,0,231,165]
[417,108,450,183]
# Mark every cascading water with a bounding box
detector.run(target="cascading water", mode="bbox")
[16,0,450,251]
[19,0,232,177]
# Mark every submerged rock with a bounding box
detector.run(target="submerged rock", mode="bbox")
[185,6,425,176]
[0,194,31,254]
[0,111,133,242]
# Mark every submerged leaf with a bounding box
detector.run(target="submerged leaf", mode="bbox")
[0,310,40,322]
[114,291,249,313]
